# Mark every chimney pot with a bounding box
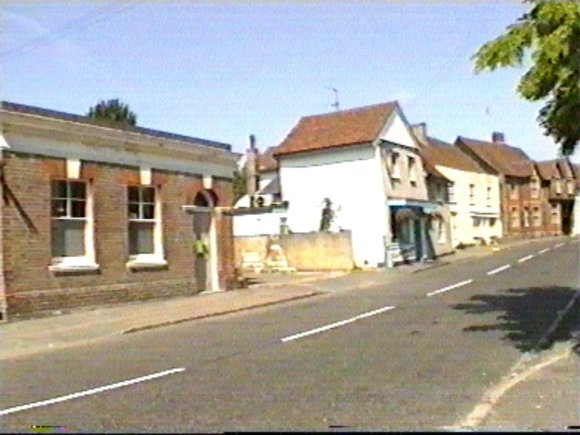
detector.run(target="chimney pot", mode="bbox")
[411,123,427,143]
[492,132,505,143]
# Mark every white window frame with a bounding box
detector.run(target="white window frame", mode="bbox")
[555,179,562,195]
[509,182,518,200]
[567,180,574,195]
[523,207,530,228]
[448,183,455,203]
[530,177,540,199]
[49,179,98,272]
[126,185,166,269]
[390,152,401,180]
[408,156,417,186]
[486,186,492,207]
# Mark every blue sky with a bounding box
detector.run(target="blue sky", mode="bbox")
[2,1,577,163]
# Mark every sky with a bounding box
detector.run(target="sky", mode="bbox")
[2,1,578,163]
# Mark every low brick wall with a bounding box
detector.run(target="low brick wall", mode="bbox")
[235,231,354,271]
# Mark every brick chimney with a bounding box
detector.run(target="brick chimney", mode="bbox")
[411,123,427,144]
[492,131,505,143]
[245,134,258,196]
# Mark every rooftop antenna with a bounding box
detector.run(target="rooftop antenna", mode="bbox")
[327,87,340,111]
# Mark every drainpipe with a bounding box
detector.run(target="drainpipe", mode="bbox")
[0,145,7,321]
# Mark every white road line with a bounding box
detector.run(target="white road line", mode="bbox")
[538,248,551,254]
[553,243,566,249]
[0,368,185,417]
[426,279,474,297]
[281,306,395,343]
[517,254,535,263]
[487,264,511,275]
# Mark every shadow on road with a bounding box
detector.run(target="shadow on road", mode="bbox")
[452,286,580,353]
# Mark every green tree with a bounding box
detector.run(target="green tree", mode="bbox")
[87,99,137,129]
[232,167,247,203]
[472,0,580,155]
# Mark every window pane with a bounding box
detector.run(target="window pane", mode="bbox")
[142,187,155,203]
[142,204,155,219]
[51,220,85,257]
[71,200,86,218]
[70,182,86,199]
[51,181,67,199]
[128,186,139,202]
[129,221,154,255]
[128,203,139,219]
[51,200,67,217]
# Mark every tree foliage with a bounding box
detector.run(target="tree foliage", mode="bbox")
[472,0,580,155]
[232,167,247,203]
[87,99,137,129]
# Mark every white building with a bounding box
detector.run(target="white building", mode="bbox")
[273,101,443,268]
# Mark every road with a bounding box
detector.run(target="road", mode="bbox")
[1,238,579,432]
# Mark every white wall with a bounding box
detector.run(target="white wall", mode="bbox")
[233,211,286,236]
[435,165,502,246]
[379,112,418,149]
[279,145,388,267]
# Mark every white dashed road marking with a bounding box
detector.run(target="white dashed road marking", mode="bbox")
[0,368,186,417]
[426,279,474,297]
[538,248,551,254]
[553,243,566,249]
[486,264,511,276]
[281,306,395,343]
[517,255,535,263]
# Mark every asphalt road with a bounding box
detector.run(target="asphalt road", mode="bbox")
[1,238,579,432]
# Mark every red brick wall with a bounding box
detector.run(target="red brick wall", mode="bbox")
[1,151,234,318]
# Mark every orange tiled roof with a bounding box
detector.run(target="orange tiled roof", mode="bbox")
[535,160,560,180]
[274,102,398,156]
[420,137,488,174]
[455,136,533,178]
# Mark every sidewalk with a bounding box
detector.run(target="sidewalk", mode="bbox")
[0,235,573,361]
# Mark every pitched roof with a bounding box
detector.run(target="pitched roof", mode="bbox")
[455,136,533,178]
[274,102,398,156]
[557,158,574,178]
[256,146,278,172]
[420,137,488,174]
[1,101,232,151]
[535,160,560,180]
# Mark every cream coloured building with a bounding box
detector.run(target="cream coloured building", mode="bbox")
[413,130,502,247]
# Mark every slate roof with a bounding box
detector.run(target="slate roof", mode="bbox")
[1,101,232,151]
[274,102,398,156]
[455,136,533,178]
[419,137,488,174]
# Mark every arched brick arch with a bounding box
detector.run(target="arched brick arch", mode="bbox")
[192,189,219,207]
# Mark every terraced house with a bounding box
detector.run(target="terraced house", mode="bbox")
[535,158,577,236]
[455,133,547,239]
[413,125,502,247]
[0,102,239,320]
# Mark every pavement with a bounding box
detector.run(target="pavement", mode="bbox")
[1,234,578,430]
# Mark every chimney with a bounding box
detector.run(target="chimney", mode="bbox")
[245,134,258,196]
[492,131,505,143]
[411,123,427,144]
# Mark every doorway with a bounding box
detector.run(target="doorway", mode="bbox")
[193,192,212,292]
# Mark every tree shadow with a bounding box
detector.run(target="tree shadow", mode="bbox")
[452,286,580,353]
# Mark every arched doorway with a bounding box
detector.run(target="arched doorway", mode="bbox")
[192,190,217,292]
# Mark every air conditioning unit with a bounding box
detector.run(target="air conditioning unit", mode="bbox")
[250,195,271,208]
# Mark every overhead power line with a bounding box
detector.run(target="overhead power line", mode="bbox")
[1,0,136,62]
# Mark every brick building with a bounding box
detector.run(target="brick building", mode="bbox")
[455,133,549,239]
[0,102,239,320]
[535,158,577,235]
